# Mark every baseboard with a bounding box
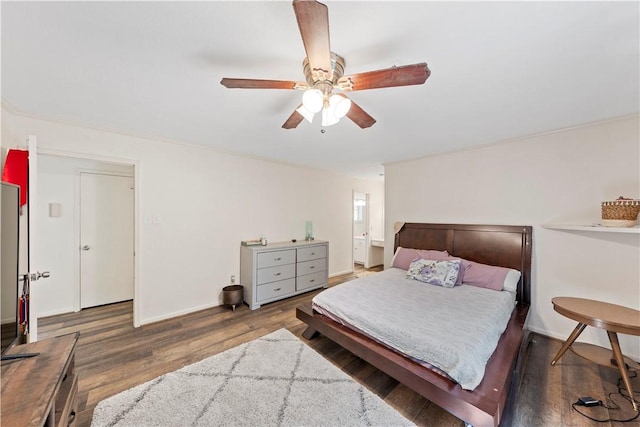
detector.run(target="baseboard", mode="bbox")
[38,307,76,319]
[139,302,219,327]
[329,269,353,278]
[526,325,566,342]
[527,325,640,361]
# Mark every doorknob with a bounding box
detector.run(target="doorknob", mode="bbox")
[35,271,50,280]
[82,245,90,251]
[24,271,51,281]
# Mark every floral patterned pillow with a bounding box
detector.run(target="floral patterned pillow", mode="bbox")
[406,259,461,288]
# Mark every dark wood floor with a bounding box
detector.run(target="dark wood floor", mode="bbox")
[38,268,639,427]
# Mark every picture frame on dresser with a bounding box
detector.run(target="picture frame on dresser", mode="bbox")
[240,240,328,310]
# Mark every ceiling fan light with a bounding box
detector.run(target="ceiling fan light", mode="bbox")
[296,105,315,123]
[321,107,339,127]
[330,94,351,119]
[302,89,323,113]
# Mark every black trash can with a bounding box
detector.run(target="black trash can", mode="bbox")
[222,285,243,311]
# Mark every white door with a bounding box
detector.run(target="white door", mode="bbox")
[80,173,134,308]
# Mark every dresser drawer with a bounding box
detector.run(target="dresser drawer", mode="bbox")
[55,372,78,427]
[257,263,295,285]
[257,250,296,269]
[297,258,326,276]
[297,245,326,262]
[257,278,295,302]
[296,270,326,291]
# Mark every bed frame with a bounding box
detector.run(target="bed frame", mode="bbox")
[296,223,533,426]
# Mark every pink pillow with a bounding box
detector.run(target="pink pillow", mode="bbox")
[391,247,449,270]
[460,260,510,291]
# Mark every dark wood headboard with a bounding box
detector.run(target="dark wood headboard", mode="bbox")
[394,223,532,304]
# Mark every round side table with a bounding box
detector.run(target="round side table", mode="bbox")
[550,296,640,411]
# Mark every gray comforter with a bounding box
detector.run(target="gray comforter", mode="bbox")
[312,268,515,390]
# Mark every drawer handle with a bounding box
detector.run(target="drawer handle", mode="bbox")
[309,266,315,269]
[310,252,315,255]
[274,272,281,276]
[274,257,282,261]
[310,279,315,283]
[274,287,281,291]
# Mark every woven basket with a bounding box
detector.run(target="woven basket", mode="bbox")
[601,198,640,227]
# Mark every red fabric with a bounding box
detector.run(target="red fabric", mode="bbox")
[2,149,29,206]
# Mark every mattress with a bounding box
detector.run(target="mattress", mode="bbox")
[312,267,516,390]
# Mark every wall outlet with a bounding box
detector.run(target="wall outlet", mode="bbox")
[230,275,235,284]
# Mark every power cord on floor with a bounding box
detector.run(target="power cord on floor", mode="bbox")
[571,370,640,423]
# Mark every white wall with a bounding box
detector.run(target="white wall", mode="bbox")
[385,115,640,359]
[1,104,13,164]
[1,106,384,329]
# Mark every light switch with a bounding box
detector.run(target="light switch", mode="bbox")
[49,203,61,218]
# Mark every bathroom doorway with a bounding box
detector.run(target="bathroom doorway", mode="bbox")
[352,191,369,268]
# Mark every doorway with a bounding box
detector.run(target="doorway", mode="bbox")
[35,153,137,327]
[353,191,369,268]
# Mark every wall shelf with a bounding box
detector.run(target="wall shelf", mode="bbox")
[542,224,640,234]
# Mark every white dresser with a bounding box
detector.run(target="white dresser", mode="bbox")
[240,240,328,310]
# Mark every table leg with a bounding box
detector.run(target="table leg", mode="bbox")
[607,331,638,411]
[551,323,587,366]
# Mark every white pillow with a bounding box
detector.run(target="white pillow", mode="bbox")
[503,269,521,293]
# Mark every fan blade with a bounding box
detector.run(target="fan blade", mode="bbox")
[344,97,376,128]
[282,107,305,129]
[293,0,331,76]
[338,63,431,91]
[220,78,306,90]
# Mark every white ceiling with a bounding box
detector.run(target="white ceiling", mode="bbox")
[2,1,638,179]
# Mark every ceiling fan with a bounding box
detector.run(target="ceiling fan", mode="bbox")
[220,0,431,129]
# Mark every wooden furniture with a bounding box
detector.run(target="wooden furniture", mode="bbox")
[1,333,79,426]
[550,296,640,411]
[297,223,533,427]
[241,240,328,310]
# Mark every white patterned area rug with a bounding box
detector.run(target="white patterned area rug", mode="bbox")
[91,328,413,427]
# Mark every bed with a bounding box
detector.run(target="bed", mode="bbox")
[296,223,532,426]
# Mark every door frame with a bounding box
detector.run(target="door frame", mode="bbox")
[38,148,141,328]
[28,136,39,341]
[77,169,134,311]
